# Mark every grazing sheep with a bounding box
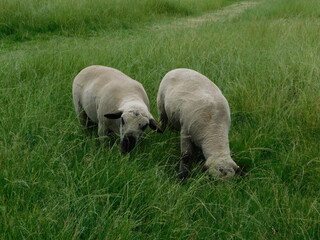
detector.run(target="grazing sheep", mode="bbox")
[157,68,245,179]
[73,65,161,153]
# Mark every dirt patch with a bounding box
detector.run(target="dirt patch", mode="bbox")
[153,1,259,30]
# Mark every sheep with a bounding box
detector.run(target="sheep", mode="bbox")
[72,65,161,153]
[157,68,245,179]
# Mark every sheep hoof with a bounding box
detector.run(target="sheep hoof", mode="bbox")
[178,171,189,181]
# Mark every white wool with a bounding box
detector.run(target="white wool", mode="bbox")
[72,65,155,143]
[157,68,239,178]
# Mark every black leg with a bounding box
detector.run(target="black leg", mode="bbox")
[178,153,192,180]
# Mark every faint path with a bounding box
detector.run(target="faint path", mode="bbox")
[153,1,259,30]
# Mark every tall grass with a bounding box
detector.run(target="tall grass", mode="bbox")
[1,0,319,239]
[242,0,320,19]
[0,0,238,40]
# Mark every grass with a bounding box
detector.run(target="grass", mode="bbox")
[1,0,320,239]
[0,0,238,40]
[242,0,320,19]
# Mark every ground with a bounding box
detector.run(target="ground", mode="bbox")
[0,0,319,239]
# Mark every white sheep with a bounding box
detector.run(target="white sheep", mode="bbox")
[72,65,161,153]
[157,68,245,179]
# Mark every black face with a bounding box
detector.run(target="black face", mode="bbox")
[120,135,136,154]
[140,123,148,131]
[235,167,247,177]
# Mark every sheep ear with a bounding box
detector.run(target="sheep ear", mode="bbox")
[104,111,123,119]
[149,119,163,133]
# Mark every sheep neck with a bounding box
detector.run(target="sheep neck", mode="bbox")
[197,123,231,160]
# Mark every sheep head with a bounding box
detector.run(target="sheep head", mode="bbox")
[204,156,246,179]
[104,110,161,153]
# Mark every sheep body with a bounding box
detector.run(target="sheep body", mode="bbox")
[157,68,240,178]
[73,65,157,153]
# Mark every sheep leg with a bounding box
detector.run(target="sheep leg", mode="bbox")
[157,100,168,131]
[73,98,86,126]
[74,101,95,129]
[73,95,95,129]
[178,131,194,180]
[159,111,168,131]
[98,121,107,142]
[80,110,95,129]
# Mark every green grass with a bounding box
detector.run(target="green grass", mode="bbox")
[1,0,320,239]
[0,0,238,40]
[242,0,320,19]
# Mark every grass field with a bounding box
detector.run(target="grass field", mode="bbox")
[0,0,237,40]
[1,0,319,239]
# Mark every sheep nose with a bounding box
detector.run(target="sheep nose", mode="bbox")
[235,167,247,177]
[120,135,136,154]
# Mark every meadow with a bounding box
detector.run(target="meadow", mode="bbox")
[0,0,319,239]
